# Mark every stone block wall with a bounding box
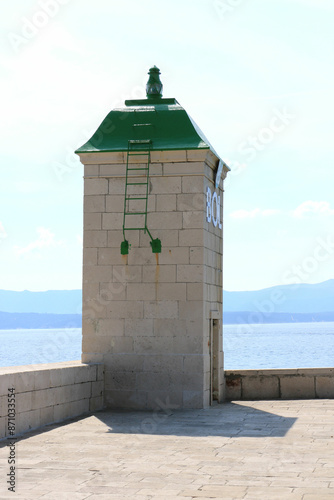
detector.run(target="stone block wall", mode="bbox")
[0,361,104,439]
[225,368,334,400]
[79,149,225,409]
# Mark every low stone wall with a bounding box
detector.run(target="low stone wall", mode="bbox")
[225,368,334,400]
[0,361,104,439]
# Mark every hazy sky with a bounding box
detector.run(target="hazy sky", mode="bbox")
[1,0,334,291]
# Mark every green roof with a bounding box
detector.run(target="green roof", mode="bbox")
[75,97,221,157]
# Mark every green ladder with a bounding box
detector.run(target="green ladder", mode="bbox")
[120,139,161,255]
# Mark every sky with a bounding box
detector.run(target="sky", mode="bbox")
[1,0,334,292]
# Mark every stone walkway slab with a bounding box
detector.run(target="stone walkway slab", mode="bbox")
[0,400,334,499]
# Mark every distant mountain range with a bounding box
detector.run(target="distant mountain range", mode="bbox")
[0,290,82,329]
[223,280,334,314]
[223,279,334,324]
[0,312,81,329]
[0,289,82,314]
[0,280,333,328]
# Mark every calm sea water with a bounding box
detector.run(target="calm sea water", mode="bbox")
[0,322,333,369]
[223,321,334,370]
[0,328,82,367]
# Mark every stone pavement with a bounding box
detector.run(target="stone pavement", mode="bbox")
[1,399,334,499]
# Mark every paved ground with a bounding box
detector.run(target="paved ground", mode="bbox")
[1,400,334,499]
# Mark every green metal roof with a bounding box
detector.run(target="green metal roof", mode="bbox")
[75,97,219,154]
[76,66,228,168]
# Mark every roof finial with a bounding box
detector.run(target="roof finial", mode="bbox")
[146,66,163,99]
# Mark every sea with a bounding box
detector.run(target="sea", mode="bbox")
[0,322,334,369]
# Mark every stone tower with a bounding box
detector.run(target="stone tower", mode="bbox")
[76,66,229,409]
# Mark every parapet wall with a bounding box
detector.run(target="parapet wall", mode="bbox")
[225,368,334,400]
[0,361,104,440]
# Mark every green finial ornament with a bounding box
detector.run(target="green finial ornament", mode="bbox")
[146,66,163,98]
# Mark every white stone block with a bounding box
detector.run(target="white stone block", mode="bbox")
[156,194,177,212]
[190,247,204,264]
[110,336,134,354]
[150,176,181,194]
[84,178,108,195]
[187,283,204,301]
[134,337,174,355]
[144,301,178,319]
[98,247,126,266]
[89,396,104,411]
[84,195,105,213]
[17,409,40,435]
[179,229,203,247]
[182,175,204,194]
[16,392,32,413]
[156,283,186,301]
[128,248,160,266]
[84,213,102,230]
[143,354,184,373]
[163,162,204,176]
[71,381,91,401]
[108,178,126,195]
[177,264,204,283]
[159,247,189,265]
[179,301,204,320]
[83,265,112,283]
[84,164,99,176]
[108,300,144,319]
[127,283,156,301]
[140,229,178,248]
[151,150,187,163]
[186,150,209,162]
[143,265,176,283]
[125,319,154,337]
[177,193,205,212]
[83,248,98,267]
[104,354,144,373]
[54,402,71,422]
[83,230,107,248]
[40,406,54,427]
[91,380,104,398]
[153,318,186,337]
[183,390,204,408]
[70,399,90,417]
[78,151,125,164]
[148,212,183,230]
[93,318,125,337]
[183,211,204,229]
[102,212,123,230]
[106,195,124,213]
[100,164,125,177]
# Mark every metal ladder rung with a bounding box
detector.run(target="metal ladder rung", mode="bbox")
[126,196,147,200]
[127,167,149,171]
[124,227,146,231]
[124,212,146,215]
[127,182,147,185]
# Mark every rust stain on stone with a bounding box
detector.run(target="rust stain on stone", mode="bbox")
[226,378,241,388]
[155,253,160,298]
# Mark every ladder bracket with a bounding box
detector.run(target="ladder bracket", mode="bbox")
[120,240,130,255]
[150,238,162,254]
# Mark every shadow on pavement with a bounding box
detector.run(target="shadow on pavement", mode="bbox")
[96,401,297,438]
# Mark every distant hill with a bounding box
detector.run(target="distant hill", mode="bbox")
[0,289,82,314]
[0,312,81,329]
[223,280,334,314]
[223,311,334,325]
